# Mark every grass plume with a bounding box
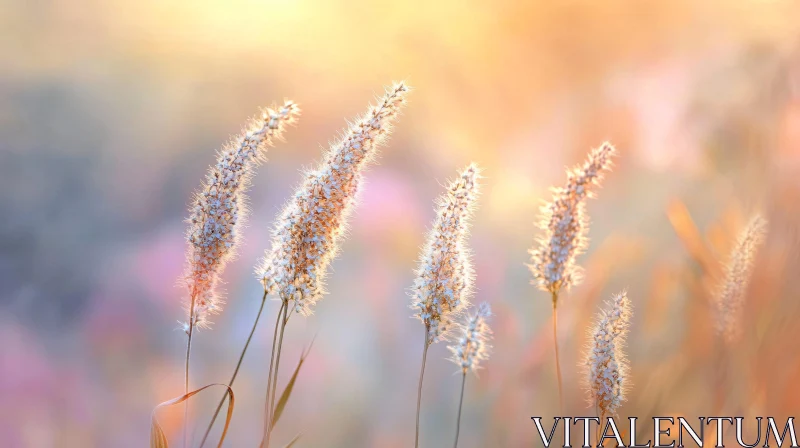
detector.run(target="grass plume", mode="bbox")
[448,302,493,375]
[184,101,299,330]
[256,82,409,447]
[411,164,481,448]
[585,291,632,422]
[528,142,617,298]
[257,82,409,316]
[715,214,767,343]
[411,164,481,344]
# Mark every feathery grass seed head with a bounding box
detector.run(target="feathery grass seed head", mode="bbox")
[585,291,631,418]
[715,214,767,343]
[448,302,493,374]
[411,164,480,344]
[183,101,299,330]
[528,142,616,298]
[257,83,409,316]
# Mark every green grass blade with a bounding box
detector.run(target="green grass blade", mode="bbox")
[271,336,316,430]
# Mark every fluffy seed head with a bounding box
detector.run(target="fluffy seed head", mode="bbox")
[411,164,480,344]
[528,142,616,298]
[257,83,409,315]
[585,291,632,418]
[183,101,299,330]
[715,214,767,343]
[448,302,493,374]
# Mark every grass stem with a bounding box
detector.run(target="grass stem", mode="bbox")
[415,329,430,448]
[453,372,467,448]
[596,411,605,447]
[183,296,197,448]
[259,299,287,447]
[552,291,564,416]
[263,301,289,448]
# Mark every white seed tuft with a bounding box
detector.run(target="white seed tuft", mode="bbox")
[257,83,409,315]
[184,101,299,330]
[528,142,616,298]
[715,214,767,343]
[448,302,493,374]
[585,291,632,418]
[411,164,480,344]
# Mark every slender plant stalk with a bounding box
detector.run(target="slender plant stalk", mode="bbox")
[453,372,467,448]
[183,332,192,448]
[415,329,430,448]
[594,403,600,446]
[183,296,197,448]
[263,302,289,448]
[551,291,564,415]
[259,299,287,447]
[263,301,285,422]
[198,291,269,448]
[596,410,605,447]
[712,340,726,415]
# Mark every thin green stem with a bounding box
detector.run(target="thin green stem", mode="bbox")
[260,299,287,447]
[264,301,289,448]
[453,372,467,448]
[198,290,268,448]
[415,329,430,448]
[551,291,564,416]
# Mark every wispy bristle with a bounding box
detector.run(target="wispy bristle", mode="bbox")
[183,101,299,330]
[257,82,409,316]
[715,214,767,343]
[448,302,493,374]
[528,142,616,299]
[585,291,631,418]
[411,164,480,344]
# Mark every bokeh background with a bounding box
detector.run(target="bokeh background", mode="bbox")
[2,0,800,446]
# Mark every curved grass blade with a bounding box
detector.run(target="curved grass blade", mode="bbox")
[151,419,169,448]
[271,336,316,430]
[283,433,302,448]
[151,383,235,448]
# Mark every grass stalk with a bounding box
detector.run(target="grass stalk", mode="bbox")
[263,301,289,448]
[453,372,467,448]
[552,291,564,415]
[183,296,197,448]
[258,299,286,447]
[596,411,605,447]
[199,290,269,448]
[415,329,430,448]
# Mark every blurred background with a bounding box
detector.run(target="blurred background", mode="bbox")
[2,0,800,446]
